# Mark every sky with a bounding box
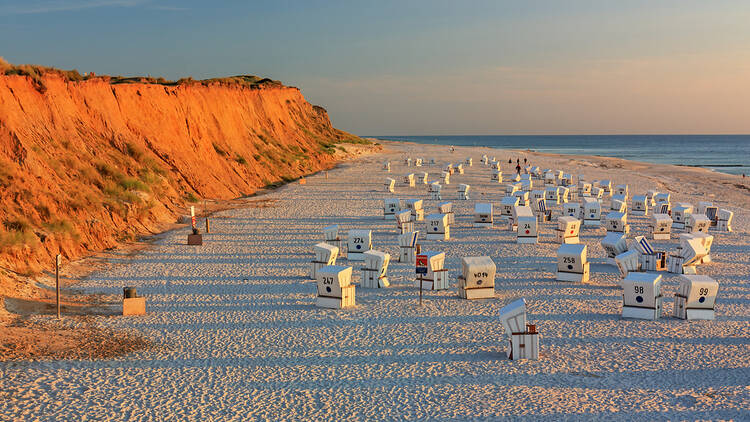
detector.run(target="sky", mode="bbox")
[1,0,750,135]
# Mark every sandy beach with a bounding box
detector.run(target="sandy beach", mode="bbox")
[1,140,748,420]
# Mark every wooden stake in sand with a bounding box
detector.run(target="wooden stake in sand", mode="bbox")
[55,254,61,319]
[416,253,428,306]
[204,200,210,233]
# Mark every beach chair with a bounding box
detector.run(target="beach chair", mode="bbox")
[545,186,560,207]
[535,198,552,223]
[456,163,464,174]
[506,183,520,195]
[602,232,628,261]
[383,161,391,172]
[458,184,470,200]
[667,236,707,274]
[415,158,423,167]
[347,229,372,261]
[633,235,666,271]
[398,231,419,264]
[442,171,450,185]
[396,210,414,235]
[605,212,629,234]
[429,181,442,200]
[383,198,400,220]
[631,195,648,216]
[323,225,345,256]
[513,206,537,243]
[498,299,540,360]
[614,249,641,278]
[420,172,429,184]
[556,244,589,282]
[500,196,520,221]
[654,193,671,213]
[582,197,601,227]
[361,250,391,288]
[416,251,449,290]
[385,178,395,193]
[696,201,712,216]
[465,157,473,167]
[491,170,503,183]
[310,242,339,280]
[621,272,663,320]
[438,201,455,225]
[555,216,581,244]
[544,171,556,187]
[403,173,415,188]
[458,256,496,300]
[673,275,718,320]
[316,265,355,309]
[514,190,530,207]
[557,186,570,204]
[474,203,493,227]
[717,209,733,232]
[578,182,592,197]
[426,213,450,240]
[615,184,629,199]
[685,213,711,233]
[405,199,424,221]
[405,157,412,166]
[672,204,693,229]
[563,203,580,219]
[681,233,713,264]
[649,213,672,240]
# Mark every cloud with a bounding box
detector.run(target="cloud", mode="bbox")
[0,0,147,15]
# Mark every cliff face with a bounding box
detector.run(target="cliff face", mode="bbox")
[0,73,362,276]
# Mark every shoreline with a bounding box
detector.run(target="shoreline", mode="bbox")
[374,136,750,177]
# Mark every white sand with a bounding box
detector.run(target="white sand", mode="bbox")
[1,140,748,420]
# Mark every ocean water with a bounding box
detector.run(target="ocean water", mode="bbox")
[376,135,750,176]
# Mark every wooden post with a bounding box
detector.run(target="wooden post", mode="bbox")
[205,218,210,233]
[419,275,423,306]
[55,254,61,319]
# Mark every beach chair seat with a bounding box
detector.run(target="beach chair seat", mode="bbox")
[621,273,663,320]
[316,265,355,309]
[556,244,589,282]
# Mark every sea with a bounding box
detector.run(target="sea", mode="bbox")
[375,135,750,176]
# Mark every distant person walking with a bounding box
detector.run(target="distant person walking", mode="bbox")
[450,146,455,153]
[508,158,512,164]
[524,157,527,165]
[516,163,521,175]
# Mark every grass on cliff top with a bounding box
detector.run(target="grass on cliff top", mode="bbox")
[1,57,282,92]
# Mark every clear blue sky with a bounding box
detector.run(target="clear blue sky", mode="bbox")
[2,0,749,135]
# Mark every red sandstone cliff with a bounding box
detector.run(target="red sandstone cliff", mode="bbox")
[0,72,366,278]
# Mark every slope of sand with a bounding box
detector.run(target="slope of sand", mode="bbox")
[1,140,748,420]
